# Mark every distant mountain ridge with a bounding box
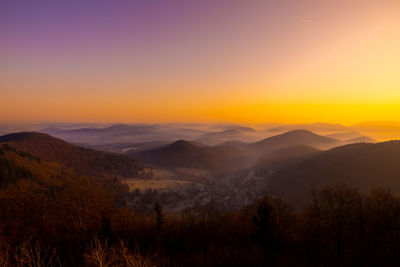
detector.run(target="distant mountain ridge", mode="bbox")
[346,136,376,143]
[42,123,208,146]
[266,123,350,133]
[326,131,376,143]
[194,127,259,146]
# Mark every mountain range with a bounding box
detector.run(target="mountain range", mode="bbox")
[1,126,391,211]
[131,129,371,172]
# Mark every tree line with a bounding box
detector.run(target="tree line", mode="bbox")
[1,176,400,266]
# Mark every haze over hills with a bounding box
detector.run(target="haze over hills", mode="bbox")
[350,121,400,140]
[88,141,172,153]
[350,121,400,131]
[0,122,366,153]
[0,126,390,213]
[131,129,364,174]
[265,122,351,134]
[40,123,266,150]
[0,122,386,151]
[194,127,259,146]
[325,131,377,143]
[325,131,366,140]
[43,124,167,145]
[346,136,376,143]
[0,126,379,176]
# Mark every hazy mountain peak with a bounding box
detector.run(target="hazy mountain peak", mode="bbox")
[168,139,197,149]
[230,126,256,132]
[259,129,336,143]
[266,123,350,133]
[281,129,319,136]
[250,129,339,154]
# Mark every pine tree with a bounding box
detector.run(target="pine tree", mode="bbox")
[154,202,164,232]
[253,197,277,249]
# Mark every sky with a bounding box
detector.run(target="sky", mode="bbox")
[1,0,400,124]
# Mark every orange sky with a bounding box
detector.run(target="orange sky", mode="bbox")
[1,0,400,124]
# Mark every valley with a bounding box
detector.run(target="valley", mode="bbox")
[2,122,388,214]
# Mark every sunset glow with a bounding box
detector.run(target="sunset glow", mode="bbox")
[1,0,400,124]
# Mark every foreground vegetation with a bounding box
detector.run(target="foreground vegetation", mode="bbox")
[2,170,400,267]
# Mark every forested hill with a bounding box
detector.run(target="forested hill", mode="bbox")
[268,140,400,202]
[0,132,145,179]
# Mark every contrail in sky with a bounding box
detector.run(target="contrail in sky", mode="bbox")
[299,19,320,24]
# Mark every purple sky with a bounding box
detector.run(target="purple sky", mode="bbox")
[1,1,400,123]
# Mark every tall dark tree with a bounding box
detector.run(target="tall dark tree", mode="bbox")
[154,202,164,233]
[253,197,278,249]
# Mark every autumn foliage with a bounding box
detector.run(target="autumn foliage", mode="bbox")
[1,173,400,267]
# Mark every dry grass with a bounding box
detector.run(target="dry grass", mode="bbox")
[84,239,156,267]
[0,239,155,267]
[0,240,61,267]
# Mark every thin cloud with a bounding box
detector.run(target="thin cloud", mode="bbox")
[299,19,320,25]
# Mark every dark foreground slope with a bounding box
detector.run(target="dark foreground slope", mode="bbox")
[267,141,400,202]
[0,132,144,179]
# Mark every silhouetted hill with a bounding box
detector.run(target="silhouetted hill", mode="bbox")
[138,140,251,172]
[248,129,339,155]
[267,141,400,202]
[0,132,144,179]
